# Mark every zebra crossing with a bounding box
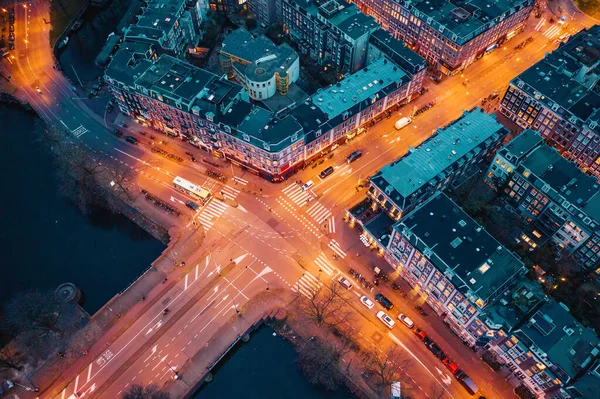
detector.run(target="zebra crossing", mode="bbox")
[197,200,228,231]
[534,18,546,32]
[328,216,336,234]
[291,271,321,298]
[328,239,347,259]
[233,176,248,186]
[542,25,562,39]
[220,185,240,200]
[314,253,337,276]
[282,182,313,205]
[72,125,88,138]
[306,201,332,224]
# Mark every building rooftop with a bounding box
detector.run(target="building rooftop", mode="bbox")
[372,108,506,203]
[368,29,427,76]
[312,57,407,119]
[397,192,525,306]
[221,29,299,82]
[105,49,153,88]
[518,144,600,221]
[236,106,304,149]
[319,1,378,40]
[411,0,533,42]
[498,129,544,163]
[516,300,600,382]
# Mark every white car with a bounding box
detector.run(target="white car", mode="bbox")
[377,311,395,329]
[360,295,375,309]
[301,180,314,191]
[398,313,415,328]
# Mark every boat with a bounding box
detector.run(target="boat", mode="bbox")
[57,36,69,50]
[71,20,83,31]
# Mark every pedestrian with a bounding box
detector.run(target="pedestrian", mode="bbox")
[141,296,146,301]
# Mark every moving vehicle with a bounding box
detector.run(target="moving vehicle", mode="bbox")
[319,166,334,179]
[375,293,394,310]
[394,116,412,130]
[301,180,314,191]
[173,176,211,202]
[376,311,395,329]
[442,357,459,374]
[185,200,199,211]
[398,313,414,328]
[360,296,375,309]
[338,276,352,289]
[346,150,362,164]
[113,129,124,138]
[124,135,138,144]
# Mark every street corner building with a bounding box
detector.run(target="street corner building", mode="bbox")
[500,25,600,181]
[104,27,426,181]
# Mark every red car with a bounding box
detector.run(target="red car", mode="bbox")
[414,328,427,340]
[442,357,459,374]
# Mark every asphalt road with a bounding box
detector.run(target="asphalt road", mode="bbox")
[1,0,596,398]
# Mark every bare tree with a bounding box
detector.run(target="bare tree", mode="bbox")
[0,346,24,372]
[122,384,170,399]
[364,345,412,398]
[296,279,351,327]
[5,290,64,338]
[296,336,343,391]
[107,161,136,200]
[428,382,446,399]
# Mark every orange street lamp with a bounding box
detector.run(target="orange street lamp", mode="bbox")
[2,8,8,13]
[23,4,27,8]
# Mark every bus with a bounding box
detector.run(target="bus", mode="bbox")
[173,176,211,202]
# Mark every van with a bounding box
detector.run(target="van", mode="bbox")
[394,116,412,130]
[319,166,334,179]
[124,136,138,145]
[301,180,314,191]
[458,374,480,395]
[375,293,394,310]
[347,150,362,164]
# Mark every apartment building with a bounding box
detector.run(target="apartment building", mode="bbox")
[122,0,200,58]
[349,0,533,75]
[488,300,600,398]
[366,108,508,221]
[248,0,279,24]
[385,192,526,344]
[486,130,600,270]
[220,29,299,100]
[500,25,600,179]
[280,0,379,74]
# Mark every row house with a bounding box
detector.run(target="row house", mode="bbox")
[385,192,526,345]
[348,0,533,75]
[365,108,507,223]
[486,130,600,270]
[488,300,600,398]
[500,25,600,179]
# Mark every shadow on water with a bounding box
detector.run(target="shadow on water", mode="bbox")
[59,0,135,83]
[0,105,165,340]
[192,325,355,399]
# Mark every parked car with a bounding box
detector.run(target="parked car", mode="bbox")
[376,310,395,329]
[301,180,314,191]
[428,343,445,359]
[442,357,459,374]
[346,150,362,164]
[456,372,480,395]
[185,201,199,211]
[398,313,414,328]
[113,129,124,138]
[375,293,394,310]
[0,380,14,396]
[394,116,412,130]
[319,166,334,179]
[414,328,427,340]
[338,276,352,289]
[8,32,15,42]
[360,295,375,309]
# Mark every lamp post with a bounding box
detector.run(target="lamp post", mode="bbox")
[157,354,181,380]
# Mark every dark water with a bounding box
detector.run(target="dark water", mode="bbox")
[193,326,356,399]
[58,0,136,83]
[0,105,164,315]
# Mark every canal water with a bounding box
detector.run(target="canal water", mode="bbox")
[193,326,356,399]
[0,104,164,317]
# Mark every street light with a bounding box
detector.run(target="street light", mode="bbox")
[157,354,182,380]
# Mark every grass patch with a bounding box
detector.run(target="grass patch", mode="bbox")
[574,0,600,19]
[49,0,87,46]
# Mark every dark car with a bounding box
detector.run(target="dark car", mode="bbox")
[124,136,138,144]
[185,200,199,211]
[375,293,394,310]
[347,150,363,164]
[319,166,334,179]
[113,129,124,138]
[428,343,445,359]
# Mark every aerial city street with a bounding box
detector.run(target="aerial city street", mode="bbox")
[1,0,600,398]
